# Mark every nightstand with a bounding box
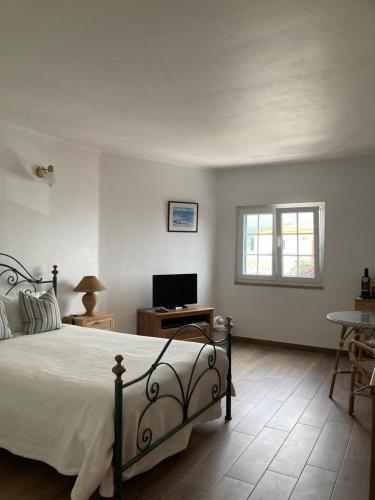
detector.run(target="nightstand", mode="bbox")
[62,313,116,331]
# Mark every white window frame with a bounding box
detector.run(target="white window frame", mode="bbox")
[235,202,325,288]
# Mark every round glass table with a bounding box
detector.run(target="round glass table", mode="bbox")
[327,311,375,398]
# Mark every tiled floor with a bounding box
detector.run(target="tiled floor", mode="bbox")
[0,342,371,499]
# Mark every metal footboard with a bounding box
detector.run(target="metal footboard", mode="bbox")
[112,316,233,500]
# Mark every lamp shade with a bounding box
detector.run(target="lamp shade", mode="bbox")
[74,276,107,293]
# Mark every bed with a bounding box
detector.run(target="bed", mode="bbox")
[0,254,233,500]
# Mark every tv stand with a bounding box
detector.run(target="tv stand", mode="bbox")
[137,305,214,342]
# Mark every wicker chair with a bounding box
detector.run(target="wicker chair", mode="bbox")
[369,369,375,500]
[348,339,375,415]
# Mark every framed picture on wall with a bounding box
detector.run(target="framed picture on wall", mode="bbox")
[168,201,199,232]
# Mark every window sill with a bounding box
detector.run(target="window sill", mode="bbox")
[234,279,324,289]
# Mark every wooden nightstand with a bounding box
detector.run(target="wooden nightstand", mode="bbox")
[62,313,116,331]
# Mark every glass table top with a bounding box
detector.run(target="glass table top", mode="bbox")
[327,311,375,327]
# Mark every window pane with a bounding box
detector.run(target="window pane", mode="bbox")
[299,256,315,278]
[259,214,273,234]
[243,212,273,277]
[245,255,257,274]
[259,235,272,254]
[282,212,297,234]
[298,212,314,234]
[282,256,298,277]
[246,214,258,234]
[238,205,322,283]
[299,234,314,255]
[258,255,272,275]
[283,235,297,255]
[246,235,258,254]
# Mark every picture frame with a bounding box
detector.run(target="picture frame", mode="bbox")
[168,201,199,232]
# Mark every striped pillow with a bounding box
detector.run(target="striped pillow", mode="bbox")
[19,289,62,335]
[0,300,13,340]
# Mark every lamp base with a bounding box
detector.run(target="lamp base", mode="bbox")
[82,291,97,316]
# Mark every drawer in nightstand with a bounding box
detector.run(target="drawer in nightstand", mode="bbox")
[85,318,113,330]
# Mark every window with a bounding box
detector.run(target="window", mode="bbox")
[236,203,325,287]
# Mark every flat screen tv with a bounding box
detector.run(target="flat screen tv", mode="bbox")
[152,274,197,308]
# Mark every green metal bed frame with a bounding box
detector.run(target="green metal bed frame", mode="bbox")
[0,253,232,500]
[0,253,58,296]
[112,317,233,500]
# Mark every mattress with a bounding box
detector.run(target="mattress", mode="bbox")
[0,324,228,499]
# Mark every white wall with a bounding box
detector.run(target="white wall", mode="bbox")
[215,155,375,349]
[0,121,100,314]
[2,119,373,349]
[99,155,217,333]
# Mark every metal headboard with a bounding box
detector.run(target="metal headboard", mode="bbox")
[0,253,58,296]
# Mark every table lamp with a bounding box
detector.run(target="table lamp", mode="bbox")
[74,276,107,316]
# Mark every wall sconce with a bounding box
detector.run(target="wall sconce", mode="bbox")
[35,165,57,186]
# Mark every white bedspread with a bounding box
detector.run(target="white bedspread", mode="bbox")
[0,325,228,500]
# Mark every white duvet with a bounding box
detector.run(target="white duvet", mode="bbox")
[0,325,228,500]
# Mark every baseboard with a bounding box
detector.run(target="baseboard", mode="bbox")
[232,335,337,354]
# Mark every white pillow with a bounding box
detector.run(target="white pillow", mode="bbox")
[0,291,46,334]
[0,294,23,333]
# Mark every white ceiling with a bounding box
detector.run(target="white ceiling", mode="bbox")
[1,0,375,168]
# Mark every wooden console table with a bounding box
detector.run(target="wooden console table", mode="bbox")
[355,297,375,312]
[137,306,214,342]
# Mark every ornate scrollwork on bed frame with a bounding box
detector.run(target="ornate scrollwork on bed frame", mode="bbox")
[112,317,233,500]
[0,253,58,295]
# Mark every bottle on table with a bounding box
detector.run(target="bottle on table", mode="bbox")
[361,268,371,299]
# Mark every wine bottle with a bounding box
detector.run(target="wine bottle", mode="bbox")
[361,268,371,299]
